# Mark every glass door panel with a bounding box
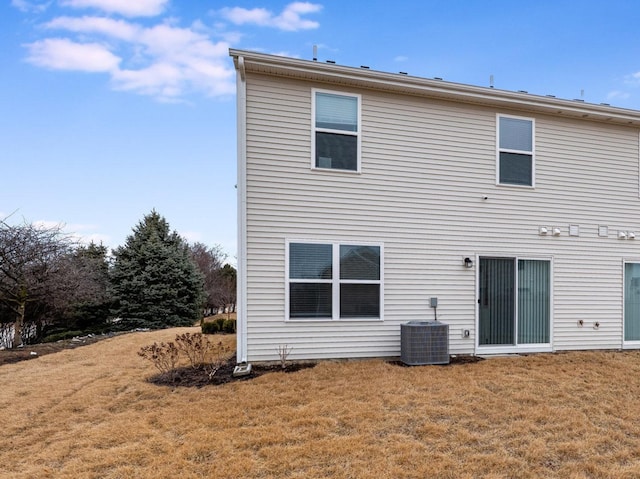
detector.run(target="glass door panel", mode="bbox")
[479,258,515,345]
[517,260,550,344]
[625,263,640,341]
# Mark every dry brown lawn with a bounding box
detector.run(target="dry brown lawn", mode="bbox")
[2,328,640,478]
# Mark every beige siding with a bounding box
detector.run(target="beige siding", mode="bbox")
[244,74,640,361]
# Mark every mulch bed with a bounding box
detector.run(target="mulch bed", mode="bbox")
[148,358,318,388]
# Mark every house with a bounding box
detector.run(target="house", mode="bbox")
[230,48,640,363]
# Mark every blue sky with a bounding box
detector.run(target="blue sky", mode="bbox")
[3,0,640,261]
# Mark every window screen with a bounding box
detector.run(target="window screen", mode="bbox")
[314,91,359,172]
[316,92,358,131]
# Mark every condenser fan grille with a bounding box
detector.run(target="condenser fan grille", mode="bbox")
[400,321,449,365]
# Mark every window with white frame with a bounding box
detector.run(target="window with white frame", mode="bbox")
[497,115,534,186]
[287,241,381,320]
[313,90,360,172]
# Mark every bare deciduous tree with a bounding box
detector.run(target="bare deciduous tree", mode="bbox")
[0,219,112,347]
[189,243,226,316]
[0,220,73,347]
[213,264,236,320]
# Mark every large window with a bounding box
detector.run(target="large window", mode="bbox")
[497,115,534,186]
[312,90,360,172]
[287,241,382,320]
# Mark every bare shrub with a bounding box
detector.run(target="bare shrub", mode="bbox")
[205,340,231,379]
[174,332,211,369]
[138,342,179,378]
[139,334,232,382]
[276,344,292,369]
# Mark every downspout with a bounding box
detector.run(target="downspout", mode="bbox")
[235,55,248,363]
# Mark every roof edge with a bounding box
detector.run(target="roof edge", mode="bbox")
[229,49,640,126]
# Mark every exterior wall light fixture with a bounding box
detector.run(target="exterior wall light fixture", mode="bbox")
[464,257,473,268]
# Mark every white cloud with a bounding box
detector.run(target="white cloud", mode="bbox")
[12,0,51,13]
[35,16,234,100]
[24,38,120,72]
[66,223,110,246]
[394,55,408,62]
[72,232,111,246]
[223,7,270,25]
[19,1,321,101]
[114,23,233,99]
[33,220,111,246]
[624,72,640,86]
[45,16,140,41]
[112,62,181,97]
[60,0,168,17]
[33,219,65,230]
[607,90,631,101]
[220,2,322,31]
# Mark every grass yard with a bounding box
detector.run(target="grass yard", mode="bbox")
[2,328,640,478]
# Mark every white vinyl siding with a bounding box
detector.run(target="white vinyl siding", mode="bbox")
[242,73,640,361]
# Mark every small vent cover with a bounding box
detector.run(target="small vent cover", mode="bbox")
[400,321,449,365]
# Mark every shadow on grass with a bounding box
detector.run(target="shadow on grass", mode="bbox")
[387,355,485,367]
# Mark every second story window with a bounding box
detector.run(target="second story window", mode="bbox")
[497,115,534,187]
[313,90,360,172]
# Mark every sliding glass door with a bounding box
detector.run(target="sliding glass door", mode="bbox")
[624,263,640,342]
[479,257,550,348]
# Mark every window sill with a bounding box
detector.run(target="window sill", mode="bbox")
[311,166,361,175]
[496,182,535,190]
[285,317,383,322]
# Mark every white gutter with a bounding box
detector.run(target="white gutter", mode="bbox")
[235,55,248,364]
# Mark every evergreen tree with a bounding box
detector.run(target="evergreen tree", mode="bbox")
[61,242,114,332]
[111,211,204,329]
